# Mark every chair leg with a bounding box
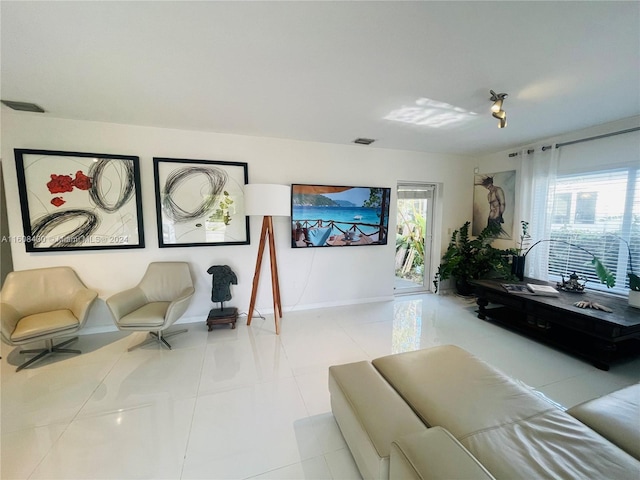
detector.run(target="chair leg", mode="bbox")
[157,329,188,349]
[51,337,81,354]
[16,337,80,372]
[16,349,50,372]
[161,329,188,340]
[159,333,172,350]
[127,329,188,352]
[127,333,160,352]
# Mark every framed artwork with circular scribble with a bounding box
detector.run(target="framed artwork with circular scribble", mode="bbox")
[153,157,249,247]
[14,149,145,252]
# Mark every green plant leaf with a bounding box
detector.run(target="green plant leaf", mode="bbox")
[433,221,514,292]
[591,258,616,288]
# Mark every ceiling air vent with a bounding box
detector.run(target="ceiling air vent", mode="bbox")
[353,137,375,145]
[1,100,45,113]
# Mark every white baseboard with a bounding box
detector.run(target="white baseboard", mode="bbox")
[282,295,395,313]
[80,315,204,336]
[79,297,394,335]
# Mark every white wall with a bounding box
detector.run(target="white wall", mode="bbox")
[1,112,474,332]
[0,163,14,285]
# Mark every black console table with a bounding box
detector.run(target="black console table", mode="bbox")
[470,278,640,370]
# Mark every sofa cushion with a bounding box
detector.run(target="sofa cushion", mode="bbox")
[329,360,427,480]
[463,408,640,479]
[567,383,640,460]
[391,427,495,480]
[372,345,640,479]
[117,302,169,327]
[372,345,556,437]
[11,310,79,342]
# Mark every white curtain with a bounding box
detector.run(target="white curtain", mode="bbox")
[518,146,559,280]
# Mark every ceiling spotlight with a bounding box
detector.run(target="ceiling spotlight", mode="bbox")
[489,90,508,128]
[492,110,507,128]
[489,90,507,111]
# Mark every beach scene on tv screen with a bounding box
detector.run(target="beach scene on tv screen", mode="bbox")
[292,185,390,247]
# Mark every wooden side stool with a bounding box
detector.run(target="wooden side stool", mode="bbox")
[206,307,238,331]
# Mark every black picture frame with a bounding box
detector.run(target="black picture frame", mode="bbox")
[153,157,250,247]
[14,149,145,252]
[291,184,391,248]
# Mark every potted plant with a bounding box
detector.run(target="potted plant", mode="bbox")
[511,220,531,280]
[433,221,514,295]
[628,275,640,308]
[618,235,640,308]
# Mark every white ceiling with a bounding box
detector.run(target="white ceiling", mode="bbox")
[2,1,639,156]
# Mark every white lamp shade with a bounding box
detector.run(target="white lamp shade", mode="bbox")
[244,184,291,217]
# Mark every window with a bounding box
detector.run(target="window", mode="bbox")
[547,167,639,294]
[574,192,597,224]
[552,193,571,224]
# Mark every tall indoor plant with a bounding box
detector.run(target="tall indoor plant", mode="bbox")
[433,221,513,295]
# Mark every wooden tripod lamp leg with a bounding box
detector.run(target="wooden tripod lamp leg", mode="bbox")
[247,215,283,334]
[247,216,269,326]
[268,219,283,318]
[266,216,282,334]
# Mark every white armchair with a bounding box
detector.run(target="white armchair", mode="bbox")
[0,266,98,371]
[106,262,195,350]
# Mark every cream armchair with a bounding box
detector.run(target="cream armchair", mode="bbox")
[0,266,98,371]
[106,262,195,351]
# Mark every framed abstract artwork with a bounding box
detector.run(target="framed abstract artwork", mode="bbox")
[472,170,516,239]
[14,149,145,252]
[153,157,249,247]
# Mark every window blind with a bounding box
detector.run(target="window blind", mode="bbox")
[547,167,639,294]
[397,184,435,200]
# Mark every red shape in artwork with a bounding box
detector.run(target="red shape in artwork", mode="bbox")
[73,171,92,190]
[47,174,74,193]
[51,197,66,207]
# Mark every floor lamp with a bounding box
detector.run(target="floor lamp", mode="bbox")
[244,184,291,334]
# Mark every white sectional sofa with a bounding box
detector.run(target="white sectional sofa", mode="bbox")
[328,345,640,479]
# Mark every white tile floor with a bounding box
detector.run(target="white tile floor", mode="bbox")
[2,293,639,479]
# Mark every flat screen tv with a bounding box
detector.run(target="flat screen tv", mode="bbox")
[291,184,391,248]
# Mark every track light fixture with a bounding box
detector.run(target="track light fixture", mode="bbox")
[492,109,507,128]
[489,90,508,128]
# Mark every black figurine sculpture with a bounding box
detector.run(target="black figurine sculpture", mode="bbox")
[206,265,238,330]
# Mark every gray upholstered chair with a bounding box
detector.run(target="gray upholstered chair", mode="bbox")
[106,262,195,351]
[0,266,98,371]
